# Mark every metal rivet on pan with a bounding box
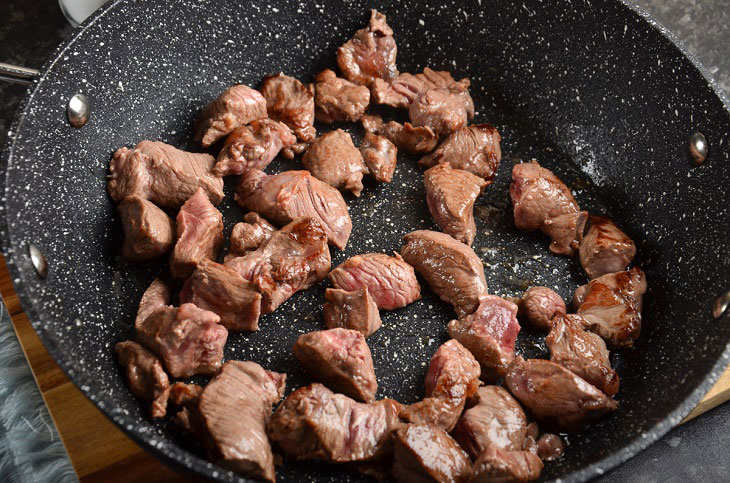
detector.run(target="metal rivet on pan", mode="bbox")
[66,93,90,128]
[689,131,708,165]
[713,290,730,319]
[28,243,48,279]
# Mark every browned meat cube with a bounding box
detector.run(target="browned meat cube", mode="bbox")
[225,212,277,261]
[314,69,370,122]
[170,188,224,279]
[302,129,369,197]
[371,67,465,109]
[517,286,566,332]
[214,119,296,177]
[361,114,438,154]
[392,424,472,483]
[108,141,224,208]
[360,133,397,183]
[470,445,544,483]
[409,81,474,136]
[337,9,398,87]
[117,196,175,261]
[194,84,268,147]
[115,340,170,419]
[260,73,315,142]
[536,434,565,461]
[579,215,637,279]
[169,382,203,407]
[133,278,170,330]
[420,124,502,183]
[323,287,382,337]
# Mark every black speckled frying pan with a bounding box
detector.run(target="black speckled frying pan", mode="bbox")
[1,0,729,481]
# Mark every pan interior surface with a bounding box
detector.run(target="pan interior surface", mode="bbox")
[1,0,729,481]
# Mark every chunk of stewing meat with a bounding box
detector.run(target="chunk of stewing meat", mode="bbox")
[400,340,481,432]
[361,114,438,154]
[408,81,475,136]
[452,386,528,460]
[169,382,203,407]
[236,169,352,249]
[337,9,398,87]
[170,188,224,279]
[518,286,567,332]
[293,328,378,402]
[448,295,521,382]
[314,69,371,122]
[134,278,170,330]
[214,119,296,177]
[194,84,268,147]
[329,252,421,310]
[225,212,277,261]
[420,124,502,183]
[392,424,472,483]
[424,163,487,246]
[536,433,565,461]
[360,133,397,183]
[259,73,315,142]
[579,215,637,280]
[371,67,467,110]
[302,129,369,197]
[225,218,331,313]
[115,340,170,419]
[118,196,175,261]
[323,287,382,337]
[108,140,224,208]
[400,230,488,318]
[547,313,619,396]
[267,383,402,463]
[510,161,588,256]
[470,444,544,483]
[573,267,647,349]
[504,357,618,431]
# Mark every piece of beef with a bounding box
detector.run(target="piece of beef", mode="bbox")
[235,169,352,249]
[400,230,488,318]
[195,84,268,147]
[259,73,315,142]
[517,286,567,332]
[118,196,175,261]
[536,434,564,461]
[169,382,203,407]
[170,188,224,279]
[504,357,618,431]
[470,445,544,483]
[510,161,588,256]
[360,133,397,183]
[573,267,647,349]
[409,82,474,136]
[371,67,466,110]
[400,340,481,432]
[547,313,619,396]
[134,278,171,330]
[579,215,637,280]
[361,114,438,154]
[115,340,170,419]
[302,129,369,197]
[214,119,296,177]
[314,69,371,122]
[293,328,377,402]
[108,141,224,208]
[225,212,277,261]
[392,424,472,483]
[424,163,486,246]
[323,287,382,337]
[420,124,502,184]
[329,252,421,310]
[337,9,398,87]
[267,383,402,463]
[225,218,331,313]
[447,295,520,381]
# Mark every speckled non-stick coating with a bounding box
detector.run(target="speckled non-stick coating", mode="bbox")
[1,0,729,481]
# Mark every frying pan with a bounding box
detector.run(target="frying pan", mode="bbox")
[1,0,729,481]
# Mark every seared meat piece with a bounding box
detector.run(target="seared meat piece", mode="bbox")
[267,383,402,463]
[134,278,170,330]
[371,67,466,109]
[409,82,474,136]
[337,9,398,87]
[504,358,618,431]
[225,218,331,313]
[573,267,647,349]
[537,434,565,461]
[470,445,544,483]
[360,133,397,183]
[518,286,566,332]
[180,260,262,332]
[510,161,588,256]
[392,424,472,483]
[108,141,224,208]
[236,169,352,249]
[329,252,420,310]
[400,230,488,318]
[361,114,438,154]
[195,84,268,147]
[171,188,224,279]
[420,124,502,183]
[169,382,203,407]
[118,196,175,261]
[400,340,481,432]
[424,163,486,246]
[259,73,315,142]
[115,340,170,419]
[302,129,369,197]
[314,69,370,122]
[547,313,619,396]
[323,287,382,337]
[453,386,528,460]
[293,328,377,402]
[579,215,637,280]
[214,119,296,177]
[225,212,276,261]
[447,295,520,381]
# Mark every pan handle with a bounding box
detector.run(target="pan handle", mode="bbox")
[0,63,40,86]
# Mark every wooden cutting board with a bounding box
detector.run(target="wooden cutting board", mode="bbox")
[0,254,728,481]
